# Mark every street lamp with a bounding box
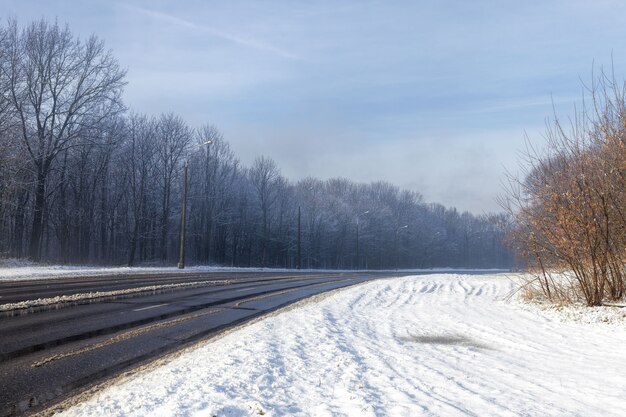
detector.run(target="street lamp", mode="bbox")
[178,140,212,269]
[355,210,370,270]
[395,225,408,271]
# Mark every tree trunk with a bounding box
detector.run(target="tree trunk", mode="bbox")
[11,191,28,257]
[58,152,69,263]
[29,170,46,260]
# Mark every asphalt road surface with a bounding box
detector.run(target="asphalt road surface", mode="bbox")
[0,270,407,416]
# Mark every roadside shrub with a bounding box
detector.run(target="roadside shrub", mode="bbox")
[501,69,626,306]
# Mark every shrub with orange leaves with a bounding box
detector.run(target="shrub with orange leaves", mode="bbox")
[501,70,625,306]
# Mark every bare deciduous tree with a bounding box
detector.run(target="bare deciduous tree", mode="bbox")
[249,156,281,266]
[2,19,126,259]
[155,113,192,261]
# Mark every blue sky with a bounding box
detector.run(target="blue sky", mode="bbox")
[4,0,626,212]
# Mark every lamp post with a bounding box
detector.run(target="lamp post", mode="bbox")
[355,210,369,270]
[178,140,212,269]
[395,225,408,271]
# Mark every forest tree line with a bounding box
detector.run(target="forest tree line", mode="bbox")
[0,19,514,269]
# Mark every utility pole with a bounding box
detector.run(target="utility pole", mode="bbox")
[296,206,301,269]
[177,140,211,269]
[178,163,188,269]
[356,220,360,270]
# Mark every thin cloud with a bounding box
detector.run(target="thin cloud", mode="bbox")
[456,95,580,115]
[118,3,301,60]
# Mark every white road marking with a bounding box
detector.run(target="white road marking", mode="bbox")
[133,303,168,312]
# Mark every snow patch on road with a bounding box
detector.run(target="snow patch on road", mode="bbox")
[0,280,229,311]
[56,274,626,416]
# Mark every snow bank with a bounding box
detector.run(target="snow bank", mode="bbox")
[0,280,230,312]
[57,274,626,417]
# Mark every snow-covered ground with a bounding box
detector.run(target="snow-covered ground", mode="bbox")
[56,274,626,417]
[0,264,287,281]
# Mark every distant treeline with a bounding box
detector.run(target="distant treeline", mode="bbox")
[0,19,514,268]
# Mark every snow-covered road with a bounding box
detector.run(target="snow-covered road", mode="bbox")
[58,274,626,417]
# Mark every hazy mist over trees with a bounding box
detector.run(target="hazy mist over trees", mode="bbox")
[0,19,514,269]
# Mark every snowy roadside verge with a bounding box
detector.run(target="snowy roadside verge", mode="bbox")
[513,299,626,326]
[505,272,626,326]
[0,265,296,281]
[0,262,506,281]
[54,274,626,417]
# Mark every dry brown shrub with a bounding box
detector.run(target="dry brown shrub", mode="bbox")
[501,68,626,306]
